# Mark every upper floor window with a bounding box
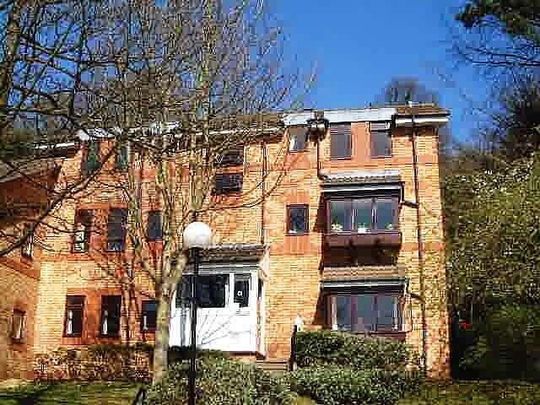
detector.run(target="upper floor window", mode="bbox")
[82,141,101,176]
[21,224,33,258]
[73,209,92,253]
[331,293,402,333]
[64,295,85,337]
[287,204,309,234]
[288,126,307,152]
[328,197,398,233]
[370,122,392,157]
[107,208,127,252]
[115,142,129,171]
[216,148,244,167]
[141,300,158,332]
[330,124,352,159]
[10,309,25,341]
[213,173,243,195]
[100,295,121,337]
[146,211,162,241]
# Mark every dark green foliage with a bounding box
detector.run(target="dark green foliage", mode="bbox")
[295,330,414,371]
[147,357,296,404]
[458,305,540,380]
[167,346,230,363]
[289,366,422,405]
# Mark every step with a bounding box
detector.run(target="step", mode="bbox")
[255,360,289,374]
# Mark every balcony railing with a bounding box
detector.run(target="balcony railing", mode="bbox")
[324,230,402,248]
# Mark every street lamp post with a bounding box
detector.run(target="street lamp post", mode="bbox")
[183,221,212,405]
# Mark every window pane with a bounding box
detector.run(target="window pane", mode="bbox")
[21,224,33,258]
[371,130,392,157]
[329,200,351,232]
[65,295,84,336]
[197,275,228,308]
[107,209,127,251]
[377,295,399,331]
[73,210,92,252]
[355,295,376,332]
[101,295,121,336]
[288,205,308,234]
[234,274,250,308]
[11,310,25,340]
[353,199,372,232]
[147,211,162,240]
[288,127,307,152]
[142,300,158,330]
[375,199,396,230]
[83,142,101,175]
[330,124,352,159]
[115,143,129,170]
[176,276,192,308]
[217,148,244,166]
[214,173,243,194]
[336,296,352,331]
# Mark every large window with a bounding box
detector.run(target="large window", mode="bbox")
[213,173,243,195]
[370,122,392,157]
[287,204,309,234]
[141,300,158,332]
[82,141,100,176]
[10,309,25,341]
[328,197,398,233]
[330,124,352,159]
[107,208,127,251]
[100,295,121,337]
[288,126,307,152]
[176,274,229,308]
[216,148,244,167]
[331,293,402,333]
[73,210,92,253]
[64,295,85,337]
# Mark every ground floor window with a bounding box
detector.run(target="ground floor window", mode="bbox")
[64,295,85,337]
[100,295,121,337]
[141,300,158,332]
[328,293,402,333]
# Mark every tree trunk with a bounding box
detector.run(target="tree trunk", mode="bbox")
[152,285,173,384]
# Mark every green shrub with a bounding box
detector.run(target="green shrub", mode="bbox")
[296,330,415,371]
[167,346,230,364]
[289,365,422,405]
[147,357,296,404]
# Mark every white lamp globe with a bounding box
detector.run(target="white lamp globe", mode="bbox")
[183,221,212,249]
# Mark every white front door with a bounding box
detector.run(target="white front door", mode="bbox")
[169,271,259,353]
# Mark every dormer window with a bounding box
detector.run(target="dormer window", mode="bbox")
[370,122,392,158]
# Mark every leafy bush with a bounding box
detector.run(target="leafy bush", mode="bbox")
[34,343,153,382]
[458,305,540,381]
[296,330,415,371]
[289,365,422,405]
[147,357,296,404]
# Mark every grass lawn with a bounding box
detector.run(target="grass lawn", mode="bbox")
[0,382,141,405]
[400,380,540,405]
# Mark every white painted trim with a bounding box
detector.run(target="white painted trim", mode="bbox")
[282,108,397,126]
[395,116,449,127]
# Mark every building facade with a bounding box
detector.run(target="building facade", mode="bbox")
[0,104,450,379]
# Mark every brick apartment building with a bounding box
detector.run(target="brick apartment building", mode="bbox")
[0,104,450,380]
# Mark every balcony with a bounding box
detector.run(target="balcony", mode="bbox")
[324,230,402,248]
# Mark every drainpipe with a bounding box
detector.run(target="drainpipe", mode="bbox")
[260,141,267,244]
[409,102,429,375]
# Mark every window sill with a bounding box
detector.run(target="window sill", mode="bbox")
[371,154,393,159]
[329,156,352,161]
[324,231,402,248]
[286,232,309,236]
[288,149,307,154]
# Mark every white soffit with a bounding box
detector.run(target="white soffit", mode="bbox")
[395,116,449,127]
[283,108,397,126]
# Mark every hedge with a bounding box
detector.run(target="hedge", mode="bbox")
[295,330,416,371]
[147,357,296,404]
[289,365,422,405]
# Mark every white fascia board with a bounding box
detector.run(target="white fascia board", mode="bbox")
[283,108,397,126]
[35,142,77,150]
[395,116,449,127]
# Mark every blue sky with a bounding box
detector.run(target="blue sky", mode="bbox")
[272,0,490,142]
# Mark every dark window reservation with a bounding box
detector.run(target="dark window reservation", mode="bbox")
[107,208,127,251]
[287,204,309,234]
[141,300,158,331]
[371,123,392,157]
[234,274,250,308]
[214,173,243,194]
[64,295,85,337]
[333,293,402,332]
[330,124,352,159]
[115,142,129,171]
[100,295,121,337]
[329,198,398,233]
[10,309,25,341]
[73,210,92,253]
[288,126,307,152]
[146,211,162,241]
[82,141,100,176]
[21,224,33,258]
